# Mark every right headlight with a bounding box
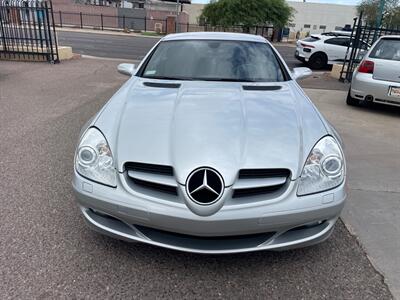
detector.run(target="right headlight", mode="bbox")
[75,127,117,187]
[297,136,345,196]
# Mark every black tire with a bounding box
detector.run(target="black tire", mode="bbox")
[346,89,360,106]
[308,52,327,70]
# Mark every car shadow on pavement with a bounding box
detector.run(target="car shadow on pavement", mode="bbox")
[78,217,391,299]
[352,102,400,118]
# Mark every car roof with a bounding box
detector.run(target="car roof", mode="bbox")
[311,33,349,40]
[308,34,330,40]
[162,32,267,43]
[329,30,352,36]
[380,35,400,39]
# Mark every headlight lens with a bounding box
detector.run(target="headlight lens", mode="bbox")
[75,127,116,187]
[297,136,345,196]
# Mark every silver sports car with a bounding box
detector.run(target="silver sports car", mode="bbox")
[73,32,346,254]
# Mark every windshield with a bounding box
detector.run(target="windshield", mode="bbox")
[370,39,400,61]
[140,40,286,82]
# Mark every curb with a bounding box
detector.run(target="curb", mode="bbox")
[81,54,141,63]
[56,27,163,39]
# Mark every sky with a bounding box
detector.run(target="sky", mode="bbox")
[192,0,360,5]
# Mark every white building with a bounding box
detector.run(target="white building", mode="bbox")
[288,1,357,34]
[183,1,358,34]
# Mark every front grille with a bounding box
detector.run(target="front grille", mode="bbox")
[232,185,284,198]
[130,178,178,196]
[135,225,275,251]
[125,162,178,196]
[239,168,291,179]
[125,162,173,175]
[233,168,290,198]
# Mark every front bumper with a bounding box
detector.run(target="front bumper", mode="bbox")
[351,72,400,106]
[73,171,346,254]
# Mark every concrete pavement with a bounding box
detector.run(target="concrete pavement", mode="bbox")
[0,58,394,299]
[307,88,400,299]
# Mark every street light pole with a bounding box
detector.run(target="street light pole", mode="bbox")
[376,0,385,28]
[176,0,180,33]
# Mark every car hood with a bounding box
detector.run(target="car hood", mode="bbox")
[95,78,328,186]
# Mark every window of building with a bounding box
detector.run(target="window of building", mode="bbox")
[289,23,296,28]
[313,25,317,30]
[320,25,327,30]
[304,24,311,29]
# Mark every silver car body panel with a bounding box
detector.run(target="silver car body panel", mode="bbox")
[73,170,345,253]
[95,79,328,183]
[73,32,346,253]
[373,60,400,83]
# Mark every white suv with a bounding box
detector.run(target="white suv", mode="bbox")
[295,32,368,69]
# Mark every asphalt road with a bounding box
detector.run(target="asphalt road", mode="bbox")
[57,30,160,61]
[0,59,392,299]
[57,30,305,69]
[57,30,346,91]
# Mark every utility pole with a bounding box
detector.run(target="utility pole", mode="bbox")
[176,0,180,33]
[376,0,385,28]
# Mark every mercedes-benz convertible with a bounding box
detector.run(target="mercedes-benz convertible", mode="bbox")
[72,32,346,254]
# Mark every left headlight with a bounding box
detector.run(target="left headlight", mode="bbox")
[75,127,117,187]
[297,136,345,196]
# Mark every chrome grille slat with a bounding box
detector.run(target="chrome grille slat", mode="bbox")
[125,162,177,196]
[239,168,291,179]
[127,170,177,187]
[131,178,178,196]
[232,177,287,190]
[125,162,173,176]
[233,168,290,198]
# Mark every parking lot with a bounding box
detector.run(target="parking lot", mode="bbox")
[56,30,315,70]
[0,58,398,299]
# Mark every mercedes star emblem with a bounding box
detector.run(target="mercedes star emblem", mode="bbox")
[186,168,224,205]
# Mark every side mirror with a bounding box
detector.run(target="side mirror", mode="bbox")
[117,63,136,76]
[292,67,312,80]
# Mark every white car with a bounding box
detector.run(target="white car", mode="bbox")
[295,32,369,69]
[347,36,400,107]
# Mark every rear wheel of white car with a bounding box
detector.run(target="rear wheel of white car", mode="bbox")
[346,89,360,106]
[309,53,327,70]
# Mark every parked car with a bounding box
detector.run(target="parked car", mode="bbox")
[295,32,369,69]
[321,30,352,37]
[73,32,346,254]
[347,36,400,107]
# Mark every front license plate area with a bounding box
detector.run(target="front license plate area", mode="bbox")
[389,86,400,98]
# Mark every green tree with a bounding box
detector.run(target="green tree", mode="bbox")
[200,0,293,29]
[357,0,400,27]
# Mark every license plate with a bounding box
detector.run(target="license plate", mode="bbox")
[389,86,400,98]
